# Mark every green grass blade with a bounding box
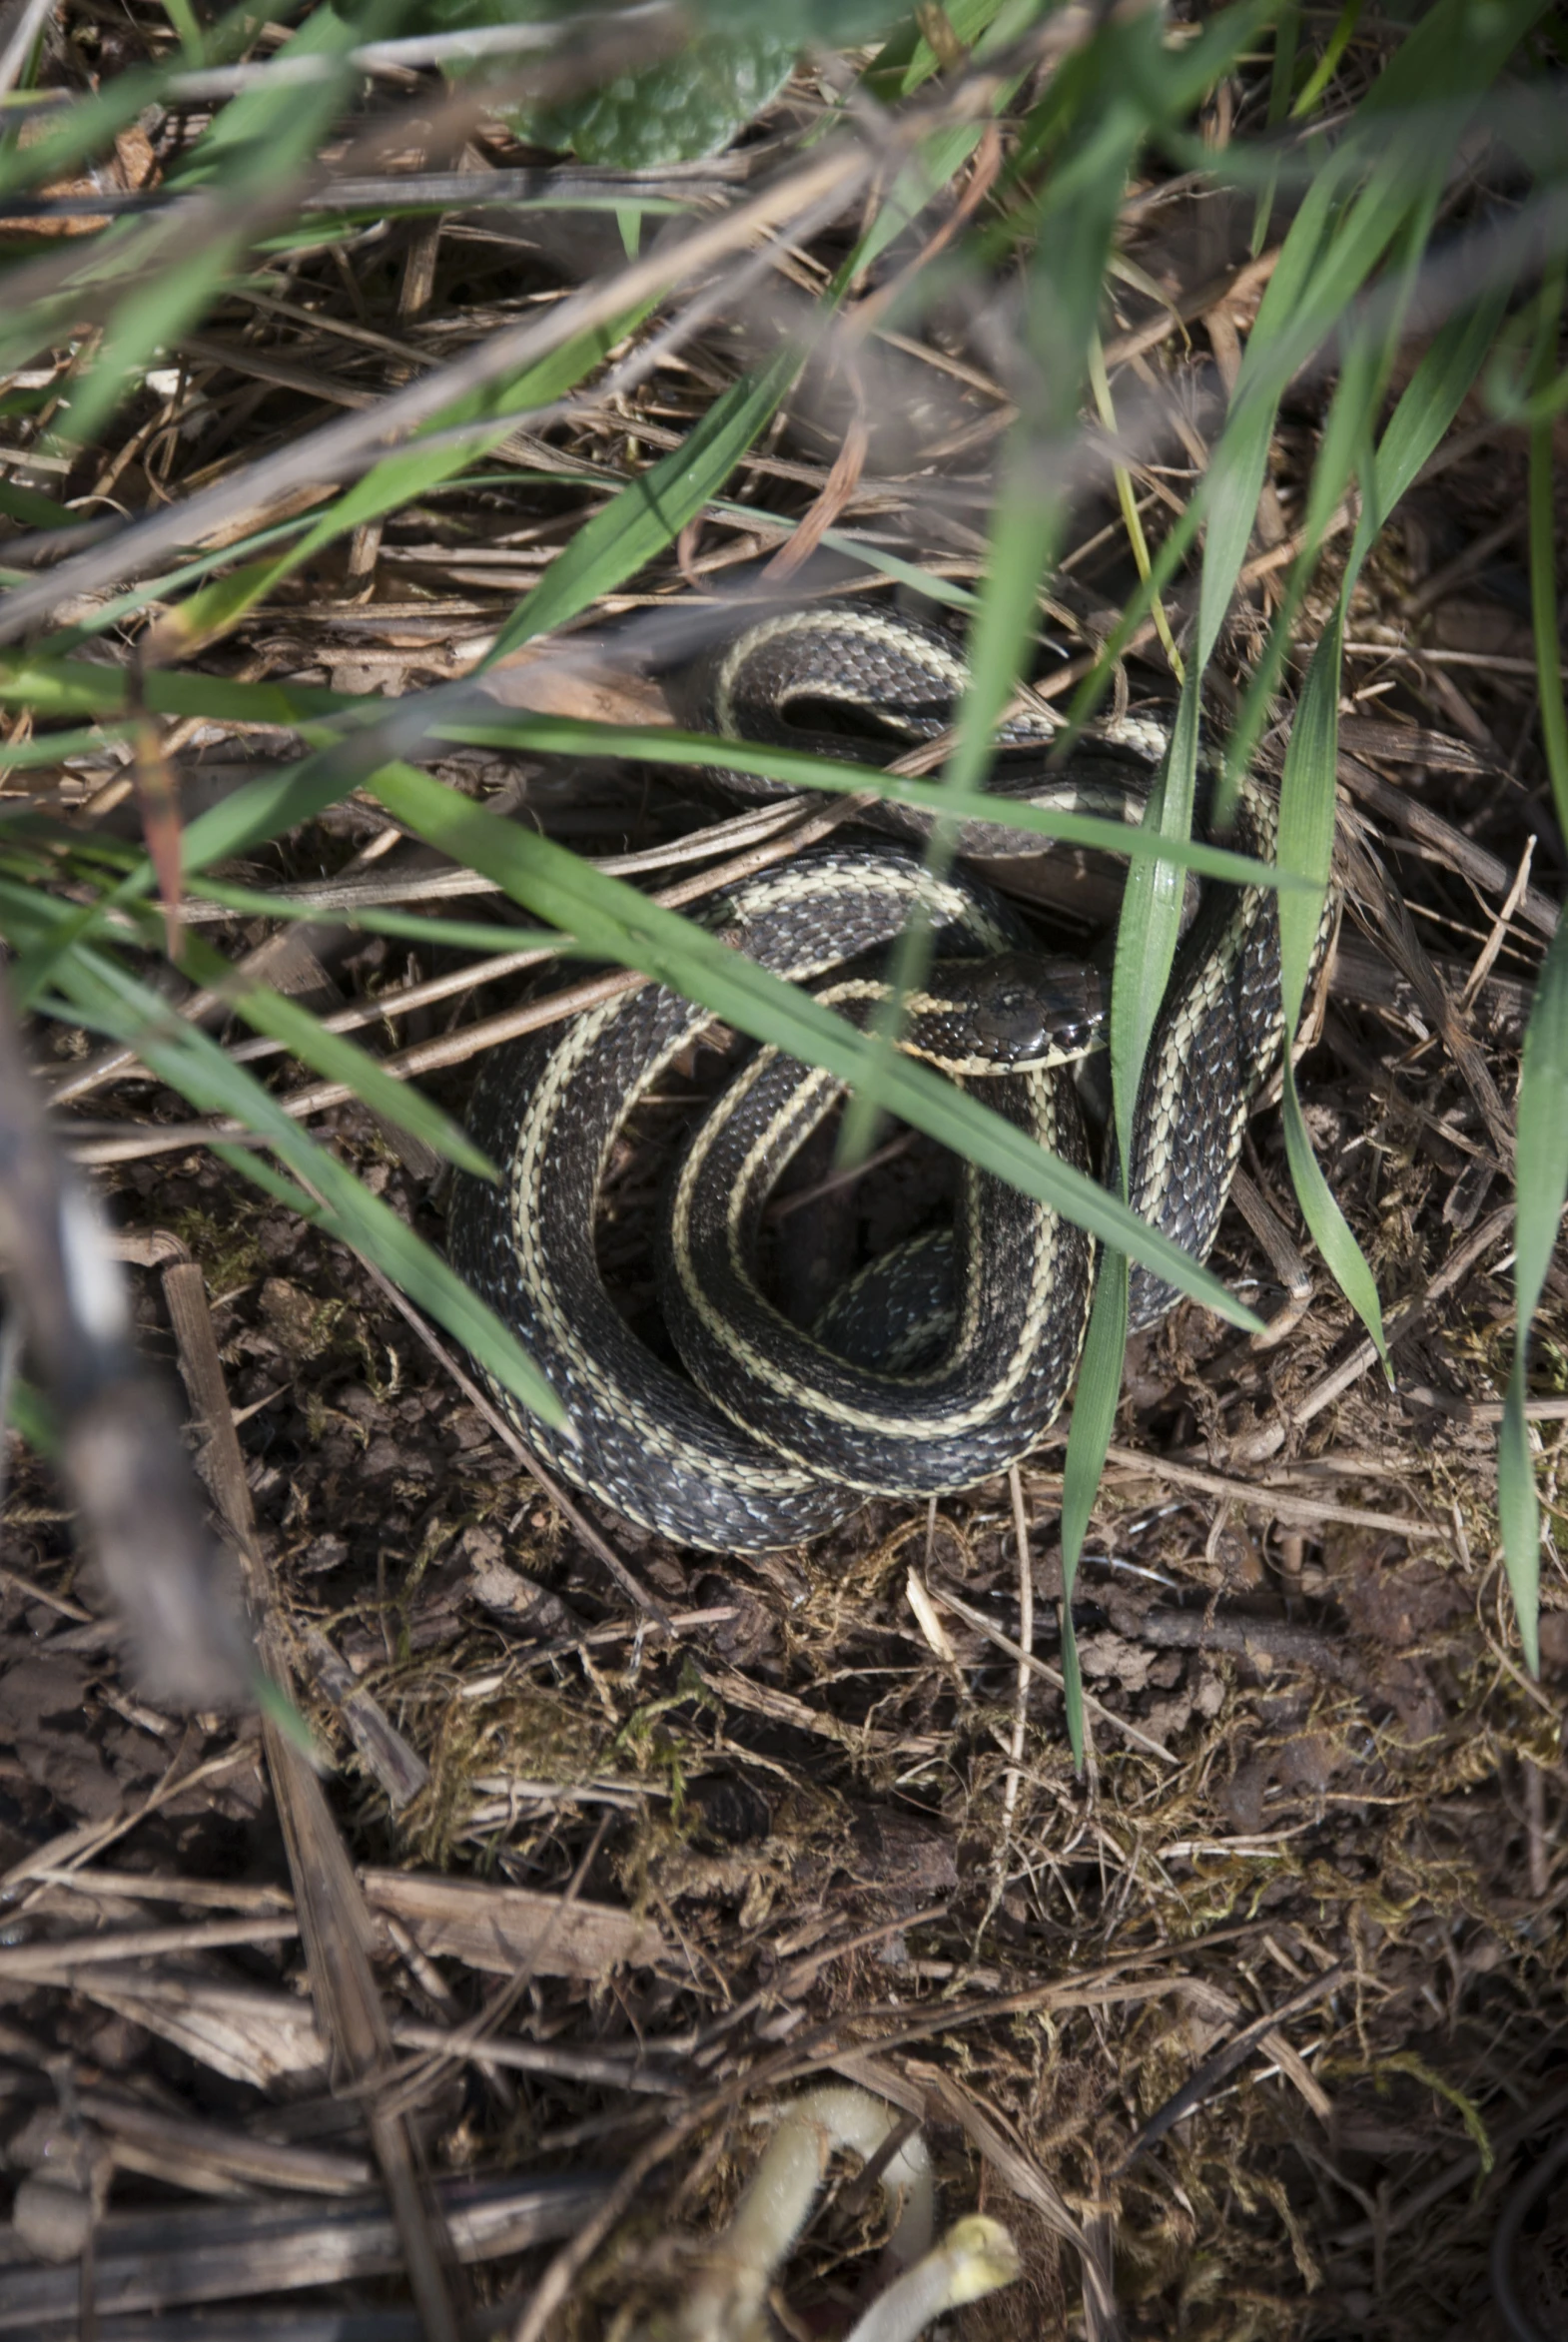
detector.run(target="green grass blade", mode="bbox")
[1276,624,1341,1030]
[30,924,564,1427]
[1498,1365,1543,1678]
[1530,367,1568,844]
[1193,164,1339,671]
[155,307,654,653]
[1262,286,1515,1366]
[1291,0,1362,118]
[863,0,1026,100]
[1279,1061,1385,1357]
[443,712,1295,885]
[0,651,354,728]
[854,126,989,275]
[1272,592,1386,1367]
[186,876,554,955]
[1503,919,1568,1675]
[1057,1252,1127,1773]
[51,1,383,450]
[365,757,1263,1328]
[481,348,802,666]
[1109,677,1197,1174]
[842,6,1166,1188]
[834,486,1067,1164]
[1370,286,1516,533]
[0,0,271,198]
[1250,1,1297,253]
[166,708,1301,894]
[172,930,496,1178]
[1501,310,1568,1673]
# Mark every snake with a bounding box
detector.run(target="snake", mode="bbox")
[449,600,1330,1554]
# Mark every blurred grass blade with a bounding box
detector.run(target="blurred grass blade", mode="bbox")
[0,0,267,198]
[51,1,382,451]
[843,3,1164,1181]
[0,650,353,728]
[1250,0,1297,253]
[187,874,555,955]
[854,126,989,276]
[1529,329,1568,843]
[158,707,1301,896]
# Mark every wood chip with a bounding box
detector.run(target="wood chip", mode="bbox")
[360,1870,666,1977]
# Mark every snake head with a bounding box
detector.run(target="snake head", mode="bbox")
[961,951,1107,1068]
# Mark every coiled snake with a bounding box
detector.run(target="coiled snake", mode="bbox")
[449,602,1327,1552]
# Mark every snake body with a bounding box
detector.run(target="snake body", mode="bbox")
[450,603,1324,1553]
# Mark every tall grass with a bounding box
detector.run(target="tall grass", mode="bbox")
[0,0,1563,1721]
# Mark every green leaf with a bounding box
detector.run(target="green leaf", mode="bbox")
[853,124,989,276]
[1368,286,1516,539]
[1498,1368,1542,1679]
[1193,164,1340,672]
[0,657,356,728]
[1258,285,1515,1370]
[0,477,76,528]
[1530,373,1568,845]
[1272,621,1387,1363]
[0,725,136,770]
[1275,619,1341,1030]
[0,0,288,202]
[6,1373,58,1456]
[843,14,1160,1166]
[515,27,800,166]
[863,0,1023,99]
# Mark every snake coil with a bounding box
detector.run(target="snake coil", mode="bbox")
[449,602,1330,1552]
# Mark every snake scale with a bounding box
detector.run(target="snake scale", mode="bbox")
[449,601,1329,1552]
